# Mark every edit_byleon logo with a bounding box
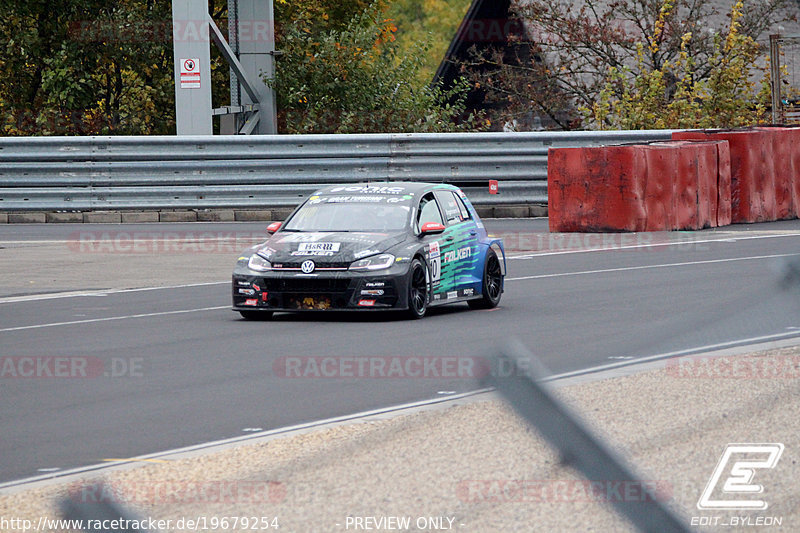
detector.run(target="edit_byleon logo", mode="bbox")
[697,443,784,510]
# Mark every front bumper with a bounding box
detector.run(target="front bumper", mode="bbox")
[232,264,412,312]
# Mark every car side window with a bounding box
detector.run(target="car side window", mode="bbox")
[417,193,444,230]
[434,190,468,225]
[454,192,472,221]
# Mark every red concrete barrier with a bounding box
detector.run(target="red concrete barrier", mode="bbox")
[792,129,800,217]
[641,144,675,231]
[714,140,732,227]
[673,128,790,223]
[548,145,646,232]
[756,126,798,220]
[548,140,730,232]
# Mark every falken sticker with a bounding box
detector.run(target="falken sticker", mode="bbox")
[290,250,335,256]
[443,246,472,263]
[244,298,258,306]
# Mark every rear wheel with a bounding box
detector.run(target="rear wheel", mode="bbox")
[406,258,429,319]
[239,310,273,320]
[468,249,503,309]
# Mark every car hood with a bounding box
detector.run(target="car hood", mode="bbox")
[255,231,408,264]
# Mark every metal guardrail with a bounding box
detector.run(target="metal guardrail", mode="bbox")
[0,131,674,211]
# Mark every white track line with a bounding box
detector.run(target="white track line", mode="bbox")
[0,282,228,304]
[542,330,800,381]
[507,232,800,259]
[5,329,800,491]
[0,306,229,333]
[507,252,800,281]
[0,388,494,491]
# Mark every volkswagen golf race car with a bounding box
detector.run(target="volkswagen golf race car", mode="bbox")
[232,182,505,319]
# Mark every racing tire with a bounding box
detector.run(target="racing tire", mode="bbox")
[239,310,274,320]
[406,258,429,319]
[468,249,503,310]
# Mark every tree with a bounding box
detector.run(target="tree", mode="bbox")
[0,0,176,135]
[0,0,479,135]
[590,0,769,129]
[460,0,793,129]
[268,2,480,133]
[387,0,473,86]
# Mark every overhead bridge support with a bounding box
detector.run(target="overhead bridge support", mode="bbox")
[172,0,277,135]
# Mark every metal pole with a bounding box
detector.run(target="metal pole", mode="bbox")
[770,34,782,124]
[235,0,277,134]
[172,0,214,135]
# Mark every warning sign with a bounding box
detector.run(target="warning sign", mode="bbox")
[180,58,201,89]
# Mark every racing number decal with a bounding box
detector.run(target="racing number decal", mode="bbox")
[429,241,441,283]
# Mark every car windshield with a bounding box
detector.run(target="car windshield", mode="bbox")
[284,198,412,232]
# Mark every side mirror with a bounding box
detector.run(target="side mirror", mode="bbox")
[420,222,446,235]
[266,222,282,235]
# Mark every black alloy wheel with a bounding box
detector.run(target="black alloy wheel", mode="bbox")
[468,250,503,309]
[407,258,429,319]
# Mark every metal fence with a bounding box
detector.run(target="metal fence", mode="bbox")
[0,130,674,211]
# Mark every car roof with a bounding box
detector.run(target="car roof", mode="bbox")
[313,181,456,197]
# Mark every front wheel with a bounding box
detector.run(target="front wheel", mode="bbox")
[239,310,273,320]
[468,249,503,309]
[406,258,429,319]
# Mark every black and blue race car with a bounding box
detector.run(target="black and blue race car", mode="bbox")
[232,182,505,319]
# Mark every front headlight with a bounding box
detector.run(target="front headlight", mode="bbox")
[349,253,395,271]
[248,254,272,272]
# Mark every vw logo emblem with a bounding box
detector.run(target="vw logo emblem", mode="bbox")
[300,260,316,274]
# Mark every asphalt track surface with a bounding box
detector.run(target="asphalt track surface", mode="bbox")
[1,219,800,484]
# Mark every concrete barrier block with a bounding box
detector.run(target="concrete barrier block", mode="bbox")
[159,211,197,222]
[84,212,122,223]
[46,212,84,223]
[197,210,235,222]
[9,212,46,223]
[121,211,160,223]
[235,210,273,222]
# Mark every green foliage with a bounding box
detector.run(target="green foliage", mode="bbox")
[587,1,766,129]
[0,0,473,135]
[268,2,480,133]
[386,0,472,86]
[462,0,789,130]
[0,0,175,135]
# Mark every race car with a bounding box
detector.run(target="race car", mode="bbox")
[232,182,505,319]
